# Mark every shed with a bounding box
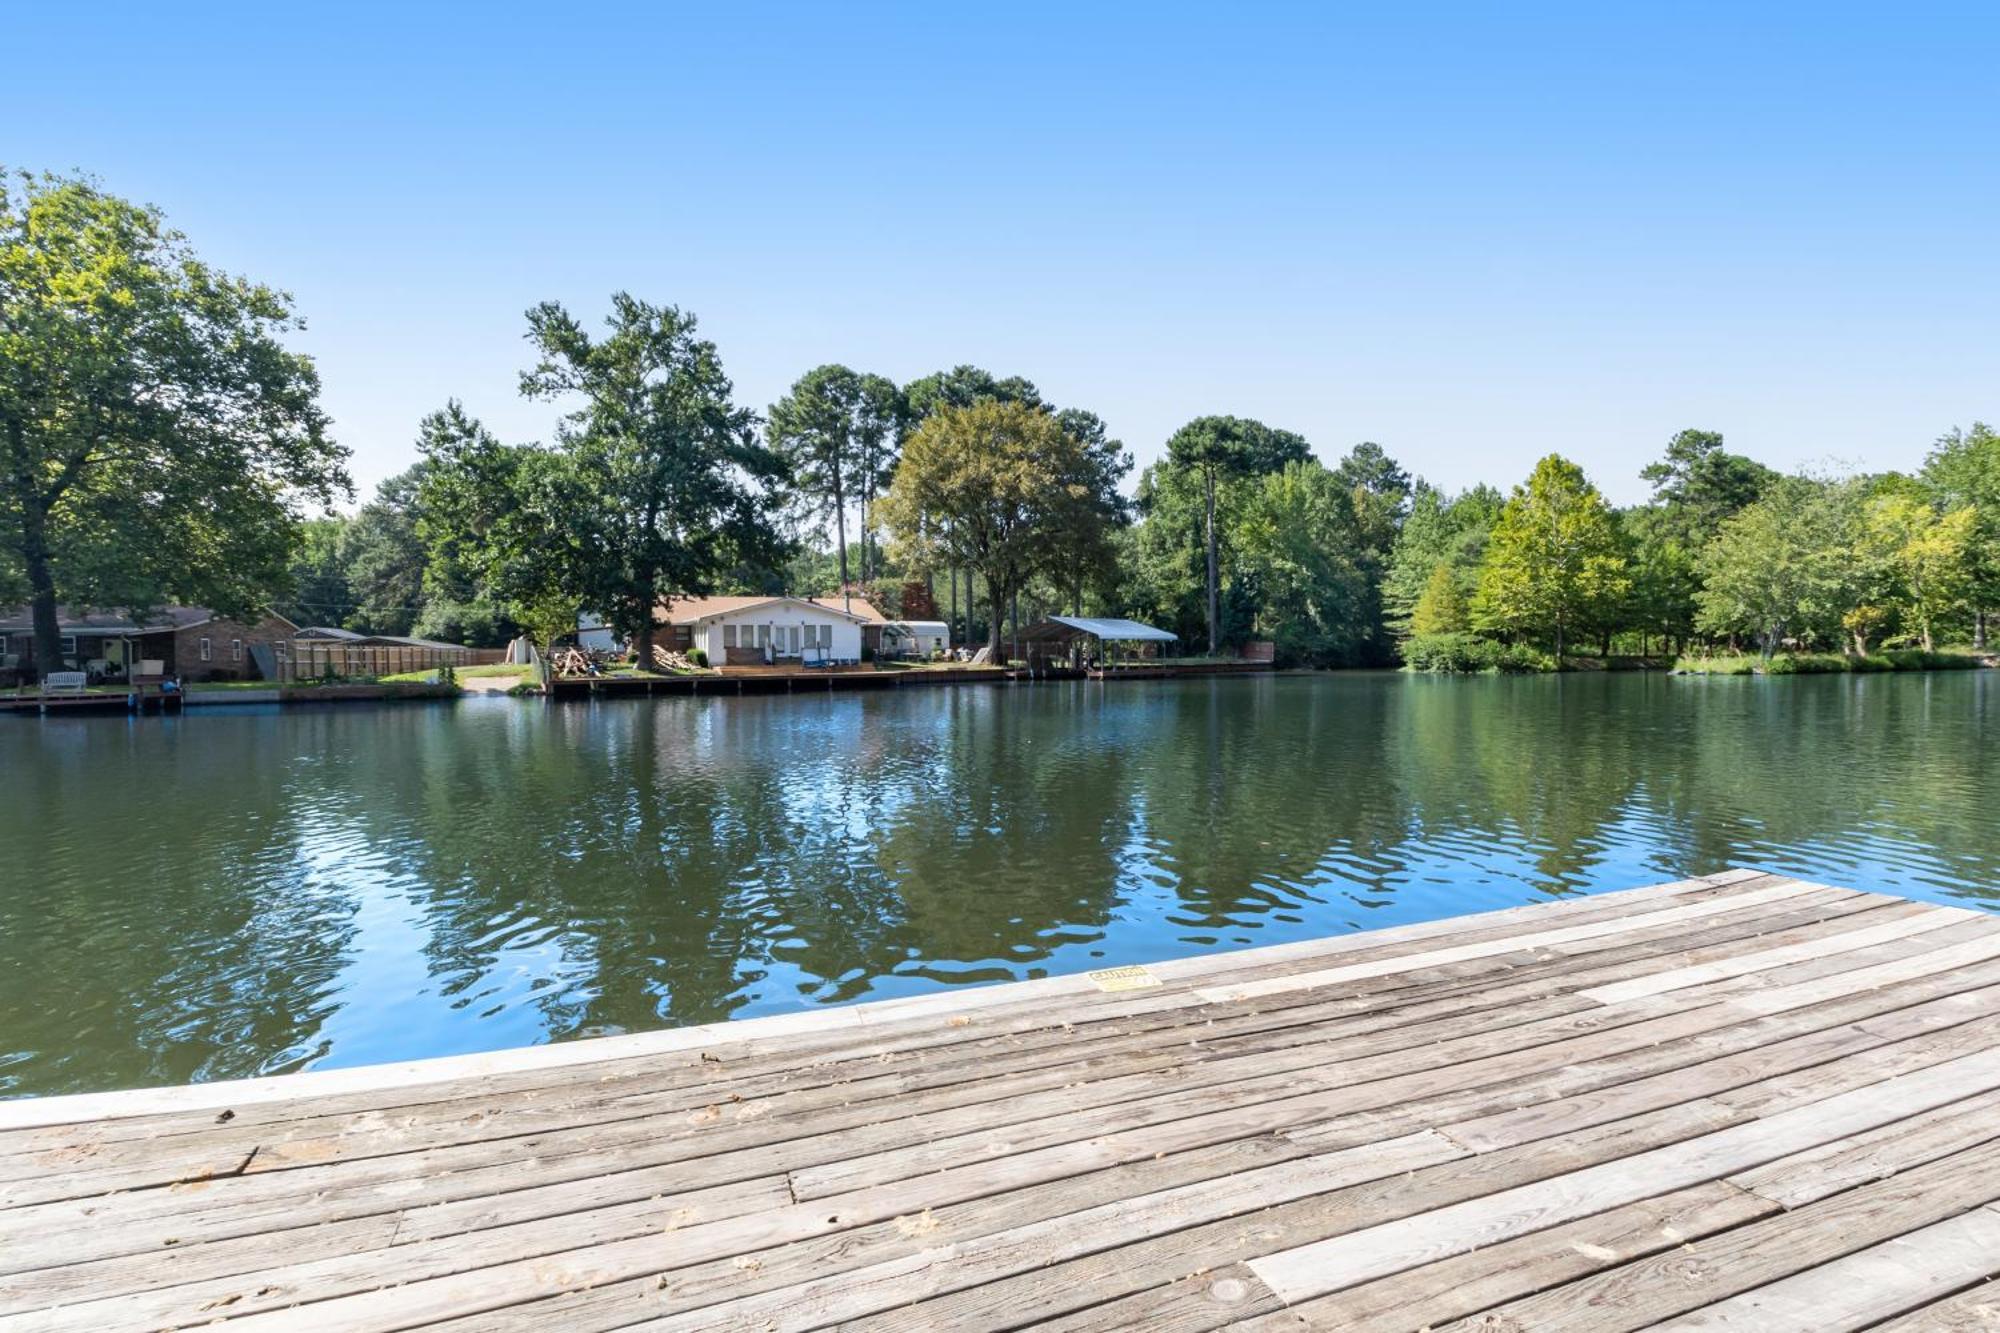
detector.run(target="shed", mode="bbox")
[877,620,951,660]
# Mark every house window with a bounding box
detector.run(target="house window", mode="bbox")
[723,625,737,649]
[788,626,801,653]
[60,635,78,658]
[231,639,243,662]
[198,637,212,662]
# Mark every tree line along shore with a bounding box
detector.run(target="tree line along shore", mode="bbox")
[6,169,1996,679]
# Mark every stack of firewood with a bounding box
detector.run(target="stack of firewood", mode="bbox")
[651,645,704,673]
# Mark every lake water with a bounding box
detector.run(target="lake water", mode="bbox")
[2,671,1994,1097]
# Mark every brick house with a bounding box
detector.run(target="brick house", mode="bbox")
[0,606,300,683]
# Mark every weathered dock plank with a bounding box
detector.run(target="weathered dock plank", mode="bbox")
[3,868,1997,1332]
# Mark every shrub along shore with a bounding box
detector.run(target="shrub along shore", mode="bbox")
[1671,649,1990,675]
[1402,636,1994,675]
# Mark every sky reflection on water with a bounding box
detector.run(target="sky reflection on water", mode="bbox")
[1,671,1992,1096]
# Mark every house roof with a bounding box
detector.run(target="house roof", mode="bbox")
[0,606,296,635]
[657,594,884,626]
[294,626,474,651]
[1018,616,1179,643]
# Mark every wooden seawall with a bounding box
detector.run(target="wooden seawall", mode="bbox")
[4,869,2000,1329]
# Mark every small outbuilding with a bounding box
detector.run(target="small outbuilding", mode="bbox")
[876,620,951,660]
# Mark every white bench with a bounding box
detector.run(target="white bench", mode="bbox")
[41,671,88,695]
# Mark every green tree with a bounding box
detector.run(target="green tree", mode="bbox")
[768,364,870,590]
[1040,408,1132,614]
[1694,475,1865,656]
[281,516,352,628]
[1164,415,1310,654]
[1472,454,1628,663]
[1922,422,2000,647]
[1383,482,1503,633]
[1332,441,1412,559]
[1124,462,1215,645]
[415,403,583,647]
[1619,504,1700,653]
[0,171,348,671]
[517,295,786,665]
[1641,428,1775,537]
[852,373,905,584]
[876,401,1122,657]
[1410,561,1469,635]
[1231,461,1375,665]
[1863,492,1978,651]
[899,366,1044,640]
[902,365,1044,420]
[341,464,430,635]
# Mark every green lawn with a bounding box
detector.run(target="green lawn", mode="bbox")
[457,663,534,679]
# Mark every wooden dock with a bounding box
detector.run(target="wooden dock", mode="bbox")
[4,868,2000,1330]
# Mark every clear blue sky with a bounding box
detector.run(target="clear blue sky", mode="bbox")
[13,2,1998,504]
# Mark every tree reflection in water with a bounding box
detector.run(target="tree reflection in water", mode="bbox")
[0,670,1992,1095]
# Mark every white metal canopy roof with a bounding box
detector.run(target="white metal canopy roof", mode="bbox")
[1026,616,1178,643]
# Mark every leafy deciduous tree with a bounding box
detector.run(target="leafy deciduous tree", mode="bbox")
[1922,422,2000,647]
[0,170,348,671]
[1383,482,1503,633]
[415,403,582,647]
[1232,461,1375,664]
[281,516,352,629]
[876,401,1124,657]
[1472,454,1627,662]
[517,295,786,666]
[1694,475,1865,656]
[1863,492,1978,652]
[341,464,431,636]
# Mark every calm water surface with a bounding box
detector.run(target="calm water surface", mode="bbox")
[2,671,1994,1096]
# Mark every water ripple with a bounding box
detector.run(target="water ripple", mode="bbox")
[1,671,1994,1095]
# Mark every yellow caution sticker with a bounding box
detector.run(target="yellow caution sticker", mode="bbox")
[1087,965,1162,992]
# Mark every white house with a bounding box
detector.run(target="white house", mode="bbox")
[657,595,883,666]
[574,613,619,653]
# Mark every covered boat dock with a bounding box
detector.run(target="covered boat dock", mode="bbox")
[1018,615,1177,675]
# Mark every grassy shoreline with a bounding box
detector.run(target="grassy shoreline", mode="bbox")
[1671,649,1991,675]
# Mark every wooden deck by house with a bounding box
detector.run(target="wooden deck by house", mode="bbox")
[4,868,2000,1330]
